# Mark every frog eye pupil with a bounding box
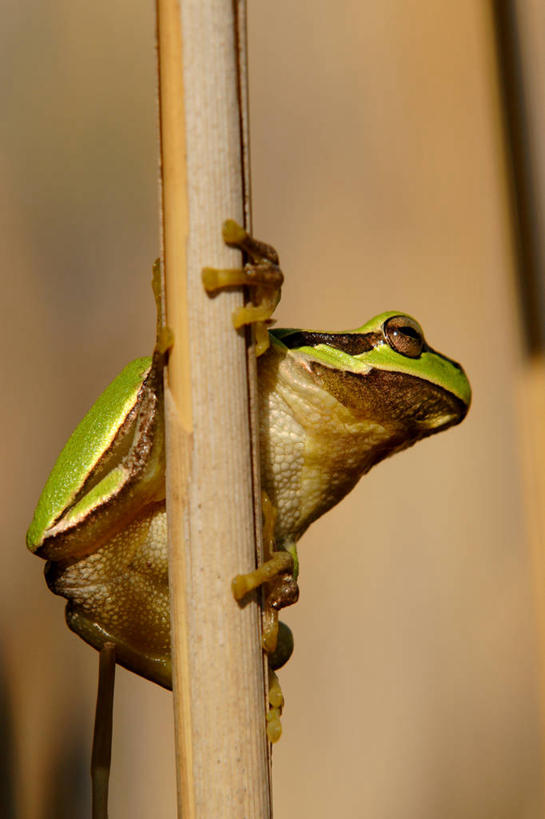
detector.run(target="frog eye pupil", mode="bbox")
[399,326,419,340]
[383,315,425,358]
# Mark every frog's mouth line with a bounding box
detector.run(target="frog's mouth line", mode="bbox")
[308,362,469,429]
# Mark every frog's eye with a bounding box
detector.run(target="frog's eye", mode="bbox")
[383,315,425,358]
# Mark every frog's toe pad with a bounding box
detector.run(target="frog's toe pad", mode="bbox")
[266,708,282,743]
[267,669,285,743]
[222,219,247,246]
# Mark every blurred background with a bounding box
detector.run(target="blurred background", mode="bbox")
[3,0,545,816]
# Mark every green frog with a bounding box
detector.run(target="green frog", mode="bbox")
[27,222,471,740]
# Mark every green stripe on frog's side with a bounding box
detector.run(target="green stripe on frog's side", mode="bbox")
[60,465,130,530]
[26,356,152,551]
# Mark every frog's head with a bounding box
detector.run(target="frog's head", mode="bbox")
[271,311,471,444]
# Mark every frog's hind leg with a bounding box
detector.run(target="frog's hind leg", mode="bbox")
[64,604,172,689]
[232,492,297,742]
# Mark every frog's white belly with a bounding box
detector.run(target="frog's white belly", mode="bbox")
[258,351,393,545]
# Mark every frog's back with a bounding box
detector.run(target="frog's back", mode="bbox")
[27,357,152,551]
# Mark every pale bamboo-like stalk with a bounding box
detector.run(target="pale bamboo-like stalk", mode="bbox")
[493,1,545,793]
[155,0,272,816]
[519,359,545,787]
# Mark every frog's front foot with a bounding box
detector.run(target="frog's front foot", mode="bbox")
[202,220,284,355]
[231,550,294,601]
[232,492,297,741]
[232,551,298,652]
[233,557,296,743]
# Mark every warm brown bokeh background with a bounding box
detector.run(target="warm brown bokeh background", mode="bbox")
[3,1,544,817]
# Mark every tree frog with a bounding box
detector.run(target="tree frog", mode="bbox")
[27,223,471,738]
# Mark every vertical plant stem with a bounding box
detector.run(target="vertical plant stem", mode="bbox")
[91,642,116,819]
[156,0,272,816]
[493,1,545,789]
